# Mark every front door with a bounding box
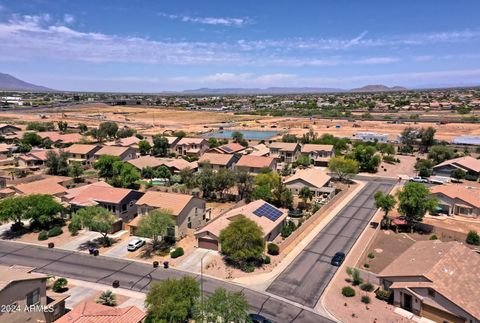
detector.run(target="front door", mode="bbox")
[403,293,413,311]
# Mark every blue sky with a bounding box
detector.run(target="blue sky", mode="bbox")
[0,0,480,92]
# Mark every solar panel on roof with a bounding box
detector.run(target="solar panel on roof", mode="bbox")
[253,203,283,221]
[222,146,233,152]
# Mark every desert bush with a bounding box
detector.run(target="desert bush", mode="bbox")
[267,243,280,255]
[342,286,355,297]
[361,295,371,304]
[47,226,63,237]
[264,255,271,265]
[52,278,68,292]
[360,283,374,292]
[38,231,48,241]
[170,247,184,258]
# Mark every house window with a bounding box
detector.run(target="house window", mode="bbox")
[112,205,116,213]
[26,288,40,306]
[122,204,127,212]
[428,289,436,297]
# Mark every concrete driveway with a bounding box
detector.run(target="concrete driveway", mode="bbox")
[62,231,101,251]
[176,248,218,273]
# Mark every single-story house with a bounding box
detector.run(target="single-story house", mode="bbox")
[430,184,480,218]
[37,132,86,145]
[268,142,301,163]
[175,138,209,157]
[0,265,68,323]
[0,124,21,135]
[301,144,335,166]
[94,146,137,161]
[131,191,209,239]
[63,182,144,228]
[195,200,287,250]
[105,135,140,147]
[56,301,145,323]
[378,240,480,323]
[127,155,168,171]
[284,168,334,198]
[0,143,15,157]
[198,153,238,171]
[64,144,101,165]
[14,176,72,197]
[433,156,480,178]
[16,149,59,169]
[208,142,246,154]
[235,155,276,174]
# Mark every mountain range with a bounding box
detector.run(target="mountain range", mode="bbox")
[0,73,53,92]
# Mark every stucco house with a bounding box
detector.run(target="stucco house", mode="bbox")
[284,168,334,199]
[94,146,137,161]
[430,184,480,218]
[131,191,209,240]
[433,156,480,179]
[174,138,209,157]
[198,153,238,171]
[268,142,301,163]
[235,155,276,174]
[64,144,101,165]
[300,144,335,166]
[378,240,480,323]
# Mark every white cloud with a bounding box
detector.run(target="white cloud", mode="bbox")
[158,12,250,27]
[63,14,75,24]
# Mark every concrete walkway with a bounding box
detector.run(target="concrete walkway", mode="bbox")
[176,248,218,273]
[62,230,101,251]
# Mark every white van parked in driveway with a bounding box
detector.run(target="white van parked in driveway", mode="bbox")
[127,238,145,251]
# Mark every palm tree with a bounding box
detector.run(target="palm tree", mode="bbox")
[97,290,117,306]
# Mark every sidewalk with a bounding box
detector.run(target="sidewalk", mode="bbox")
[232,180,366,290]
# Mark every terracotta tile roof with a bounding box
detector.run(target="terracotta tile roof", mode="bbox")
[0,265,47,291]
[199,153,235,166]
[56,301,146,323]
[378,240,480,319]
[248,144,270,156]
[18,148,60,162]
[65,144,99,155]
[430,184,480,208]
[115,136,140,147]
[217,142,245,153]
[127,156,168,169]
[15,176,70,195]
[268,142,299,152]
[135,191,194,216]
[0,143,15,153]
[196,200,287,239]
[434,156,480,173]
[177,137,207,145]
[236,155,274,169]
[94,146,132,157]
[166,158,196,170]
[66,183,134,206]
[284,168,331,189]
[301,144,334,153]
[63,181,112,200]
[37,132,84,143]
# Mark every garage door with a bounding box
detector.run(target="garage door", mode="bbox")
[198,238,219,250]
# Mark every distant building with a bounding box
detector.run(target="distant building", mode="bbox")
[378,241,480,323]
[451,135,480,146]
[433,156,480,178]
[430,184,480,218]
[354,132,389,143]
[175,138,209,157]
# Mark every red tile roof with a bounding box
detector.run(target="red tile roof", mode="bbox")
[236,155,274,169]
[55,301,146,323]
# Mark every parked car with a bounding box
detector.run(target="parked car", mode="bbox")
[331,251,346,266]
[409,176,429,183]
[127,238,145,251]
[249,314,272,323]
[428,178,444,185]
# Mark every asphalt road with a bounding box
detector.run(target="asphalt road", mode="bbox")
[267,177,396,308]
[0,240,333,323]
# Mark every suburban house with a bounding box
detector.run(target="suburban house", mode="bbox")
[0,123,21,135]
[0,265,68,323]
[94,146,137,161]
[235,155,277,174]
[56,301,145,323]
[63,182,144,229]
[301,144,335,166]
[127,156,197,174]
[37,132,85,145]
[198,153,238,171]
[195,200,288,250]
[268,142,301,163]
[245,143,271,157]
[16,149,59,169]
[64,144,101,165]
[433,156,480,178]
[0,143,15,157]
[284,168,334,199]
[131,191,209,239]
[430,184,480,218]
[106,135,140,148]
[354,132,389,143]
[208,142,246,154]
[14,176,72,197]
[175,138,209,157]
[378,240,480,323]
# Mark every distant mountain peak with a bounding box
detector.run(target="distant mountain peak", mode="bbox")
[350,84,407,92]
[0,73,54,92]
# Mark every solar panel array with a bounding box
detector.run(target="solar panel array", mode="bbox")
[222,146,233,153]
[253,203,283,221]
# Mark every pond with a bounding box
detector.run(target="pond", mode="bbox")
[204,130,279,140]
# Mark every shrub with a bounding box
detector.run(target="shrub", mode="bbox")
[375,289,391,301]
[280,220,296,238]
[170,247,184,258]
[264,255,271,265]
[367,252,375,259]
[361,295,371,304]
[267,243,280,256]
[346,267,363,286]
[429,234,438,240]
[38,231,48,241]
[341,286,355,297]
[360,283,374,292]
[52,278,68,292]
[466,230,480,245]
[241,263,255,273]
[363,263,370,268]
[47,226,63,238]
[97,290,117,306]
[68,222,80,236]
[383,155,396,164]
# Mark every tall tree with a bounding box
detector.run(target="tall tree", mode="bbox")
[400,127,417,147]
[70,206,117,246]
[45,150,69,176]
[138,140,152,155]
[136,209,175,249]
[196,165,215,198]
[374,191,396,229]
[419,127,436,152]
[328,156,359,181]
[93,155,121,179]
[110,161,140,188]
[69,162,84,183]
[57,121,68,133]
[146,277,200,323]
[196,288,249,323]
[152,135,170,157]
[179,167,196,189]
[98,121,118,139]
[397,182,438,225]
[349,144,381,173]
[219,215,265,264]
[235,170,254,201]
[0,196,30,229]
[299,187,313,205]
[427,145,455,164]
[213,168,236,199]
[22,132,43,147]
